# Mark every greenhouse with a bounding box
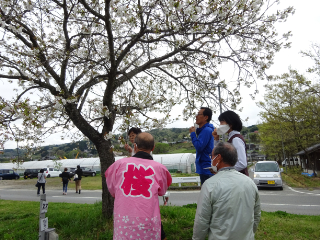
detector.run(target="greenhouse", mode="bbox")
[150,153,195,173]
[0,153,195,174]
[0,158,101,175]
[116,153,195,173]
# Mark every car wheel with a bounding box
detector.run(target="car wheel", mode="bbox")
[47,174,51,178]
[15,176,19,180]
[0,177,2,180]
[279,186,283,190]
[92,173,96,177]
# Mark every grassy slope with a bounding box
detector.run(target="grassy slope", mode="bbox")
[167,142,196,154]
[281,167,320,189]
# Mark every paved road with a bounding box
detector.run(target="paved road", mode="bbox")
[1,184,320,215]
[1,166,320,215]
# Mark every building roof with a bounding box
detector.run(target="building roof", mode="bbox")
[296,143,320,155]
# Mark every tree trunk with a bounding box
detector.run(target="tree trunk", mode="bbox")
[97,140,115,218]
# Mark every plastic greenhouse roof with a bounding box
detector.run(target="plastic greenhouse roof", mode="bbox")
[116,153,195,164]
[0,153,195,170]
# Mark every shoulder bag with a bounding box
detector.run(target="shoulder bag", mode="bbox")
[73,173,79,181]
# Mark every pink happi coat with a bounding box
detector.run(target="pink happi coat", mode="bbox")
[105,156,172,240]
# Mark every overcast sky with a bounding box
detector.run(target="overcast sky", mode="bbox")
[1,0,320,149]
[168,0,320,128]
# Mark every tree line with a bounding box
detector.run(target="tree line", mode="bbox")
[257,44,320,174]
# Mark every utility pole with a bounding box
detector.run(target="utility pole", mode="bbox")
[246,121,252,164]
[217,84,222,116]
[216,84,226,142]
[280,122,287,173]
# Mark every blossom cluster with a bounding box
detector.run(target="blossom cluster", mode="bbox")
[0,0,294,153]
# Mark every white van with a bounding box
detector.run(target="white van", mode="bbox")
[42,167,62,178]
[252,161,283,190]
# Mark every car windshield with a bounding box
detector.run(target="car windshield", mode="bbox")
[255,163,279,172]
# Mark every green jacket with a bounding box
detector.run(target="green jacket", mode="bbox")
[193,168,261,240]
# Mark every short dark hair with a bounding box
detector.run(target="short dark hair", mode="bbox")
[64,168,68,171]
[128,127,142,135]
[134,133,154,151]
[40,169,44,173]
[213,142,238,166]
[201,107,212,122]
[218,110,242,131]
[77,165,80,169]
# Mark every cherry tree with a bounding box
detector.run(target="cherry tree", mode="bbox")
[0,0,294,217]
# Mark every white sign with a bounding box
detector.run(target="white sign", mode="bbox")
[40,217,48,231]
[41,201,48,213]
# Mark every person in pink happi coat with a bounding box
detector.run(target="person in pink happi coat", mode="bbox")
[105,132,172,240]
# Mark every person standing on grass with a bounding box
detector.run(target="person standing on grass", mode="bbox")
[61,168,71,195]
[192,142,261,240]
[124,127,142,156]
[189,107,215,185]
[37,168,46,196]
[106,132,172,240]
[75,165,83,194]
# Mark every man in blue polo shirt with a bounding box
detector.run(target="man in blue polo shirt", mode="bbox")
[189,107,214,185]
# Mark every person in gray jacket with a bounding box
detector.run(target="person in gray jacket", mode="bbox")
[193,142,261,240]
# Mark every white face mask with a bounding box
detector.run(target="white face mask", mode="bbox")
[216,124,230,135]
[211,155,219,173]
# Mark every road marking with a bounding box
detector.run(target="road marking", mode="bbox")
[258,193,277,195]
[51,196,100,199]
[288,187,320,196]
[262,203,320,207]
[169,191,200,194]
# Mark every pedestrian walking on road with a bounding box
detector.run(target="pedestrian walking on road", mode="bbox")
[37,169,46,196]
[61,168,71,195]
[75,165,83,194]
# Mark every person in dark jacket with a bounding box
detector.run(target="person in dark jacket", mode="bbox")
[75,165,83,194]
[189,107,215,185]
[61,168,71,195]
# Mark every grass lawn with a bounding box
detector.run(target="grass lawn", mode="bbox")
[2,165,320,239]
[16,174,103,190]
[1,200,319,240]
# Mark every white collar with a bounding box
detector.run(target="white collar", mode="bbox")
[228,130,240,139]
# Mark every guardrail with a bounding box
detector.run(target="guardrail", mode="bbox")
[172,176,200,187]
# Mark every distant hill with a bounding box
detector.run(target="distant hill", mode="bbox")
[0,128,190,162]
[0,126,259,162]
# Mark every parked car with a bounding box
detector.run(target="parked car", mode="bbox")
[42,167,62,178]
[252,161,283,190]
[23,169,42,179]
[59,168,75,178]
[70,167,96,177]
[0,169,20,180]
